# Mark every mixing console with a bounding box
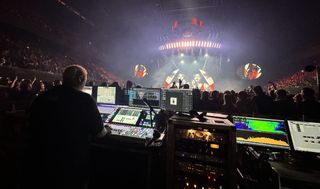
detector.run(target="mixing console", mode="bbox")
[98,105,160,140]
[108,124,154,139]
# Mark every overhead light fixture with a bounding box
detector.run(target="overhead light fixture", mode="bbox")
[158,40,221,51]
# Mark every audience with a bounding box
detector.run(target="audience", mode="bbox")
[235,91,250,115]
[221,93,237,115]
[0,31,116,84]
[270,70,316,94]
[251,86,274,116]
[273,89,295,118]
[300,87,320,120]
[209,90,222,112]
[200,91,211,111]
[1,72,320,122]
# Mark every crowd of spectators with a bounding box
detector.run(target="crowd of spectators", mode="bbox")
[192,84,319,121]
[0,30,116,84]
[163,78,319,121]
[1,72,319,122]
[267,70,317,93]
[0,26,126,112]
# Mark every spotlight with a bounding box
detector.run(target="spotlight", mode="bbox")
[205,53,209,57]
[180,53,184,57]
[180,60,184,64]
[193,60,197,64]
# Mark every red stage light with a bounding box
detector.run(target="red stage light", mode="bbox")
[200,21,204,28]
[192,18,198,25]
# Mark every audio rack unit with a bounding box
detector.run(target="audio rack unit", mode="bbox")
[167,115,236,189]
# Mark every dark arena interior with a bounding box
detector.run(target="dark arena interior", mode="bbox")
[1,0,320,189]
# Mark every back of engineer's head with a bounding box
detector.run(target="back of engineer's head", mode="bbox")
[62,65,87,90]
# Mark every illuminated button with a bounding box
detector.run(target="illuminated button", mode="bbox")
[210,144,219,149]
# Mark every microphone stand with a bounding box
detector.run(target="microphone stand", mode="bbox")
[142,98,161,148]
[149,109,153,129]
[142,98,156,128]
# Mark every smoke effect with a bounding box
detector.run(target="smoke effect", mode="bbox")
[90,1,164,79]
[149,62,175,88]
[215,78,247,92]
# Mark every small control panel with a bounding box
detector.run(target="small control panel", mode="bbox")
[176,161,225,189]
[287,120,320,153]
[109,124,154,139]
[111,108,143,125]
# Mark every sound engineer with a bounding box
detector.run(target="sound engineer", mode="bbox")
[20,65,107,189]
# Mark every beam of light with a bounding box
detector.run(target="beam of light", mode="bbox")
[170,56,178,69]
[203,57,208,69]
[57,0,95,26]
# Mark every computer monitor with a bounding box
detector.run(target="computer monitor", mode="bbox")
[129,88,161,108]
[96,86,116,104]
[82,86,93,96]
[233,116,290,149]
[110,107,143,126]
[287,120,320,154]
[164,89,193,113]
